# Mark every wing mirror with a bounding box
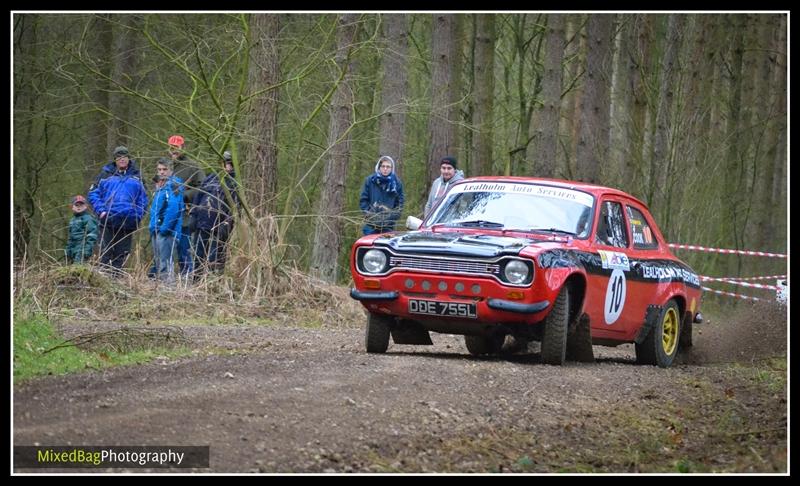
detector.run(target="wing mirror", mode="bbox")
[406,216,422,230]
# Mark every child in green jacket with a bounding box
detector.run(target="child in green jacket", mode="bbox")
[65,195,98,264]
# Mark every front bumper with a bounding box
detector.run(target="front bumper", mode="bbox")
[350,289,399,301]
[350,273,552,324]
[487,298,549,314]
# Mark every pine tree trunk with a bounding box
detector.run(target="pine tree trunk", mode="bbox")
[759,14,787,251]
[89,15,112,181]
[537,14,565,179]
[378,14,409,178]
[608,15,630,187]
[247,14,281,216]
[449,14,464,163]
[559,15,583,179]
[687,15,716,171]
[13,14,39,255]
[575,14,613,184]
[310,14,359,283]
[427,14,458,185]
[724,14,745,248]
[107,14,140,151]
[628,15,652,195]
[472,14,496,176]
[650,14,683,221]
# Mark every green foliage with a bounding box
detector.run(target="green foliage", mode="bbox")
[515,455,534,470]
[675,458,694,473]
[732,357,787,393]
[13,314,191,383]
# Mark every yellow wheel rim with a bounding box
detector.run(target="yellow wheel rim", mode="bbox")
[661,307,679,356]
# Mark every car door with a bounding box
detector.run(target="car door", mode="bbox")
[623,202,682,329]
[586,198,636,340]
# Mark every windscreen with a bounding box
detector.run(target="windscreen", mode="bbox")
[427,181,595,238]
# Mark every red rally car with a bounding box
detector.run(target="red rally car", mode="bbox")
[350,177,703,368]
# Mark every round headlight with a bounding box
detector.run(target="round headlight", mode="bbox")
[362,249,387,274]
[504,260,529,284]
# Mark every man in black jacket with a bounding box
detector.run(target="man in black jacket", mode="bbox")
[190,151,239,276]
[167,135,206,278]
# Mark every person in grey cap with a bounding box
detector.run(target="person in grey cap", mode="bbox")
[65,195,98,264]
[89,146,142,191]
[424,156,464,218]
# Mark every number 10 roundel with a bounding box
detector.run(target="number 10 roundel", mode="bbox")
[604,269,626,324]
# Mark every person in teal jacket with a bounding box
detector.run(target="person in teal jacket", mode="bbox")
[65,195,98,264]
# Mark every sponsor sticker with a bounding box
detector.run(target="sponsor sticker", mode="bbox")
[641,264,701,286]
[454,182,594,207]
[598,250,630,271]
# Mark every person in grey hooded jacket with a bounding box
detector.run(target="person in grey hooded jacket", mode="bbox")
[424,156,464,218]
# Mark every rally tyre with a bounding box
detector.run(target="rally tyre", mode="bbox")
[464,334,503,356]
[541,287,570,365]
[365,313,392,353]
[636,300,680,368]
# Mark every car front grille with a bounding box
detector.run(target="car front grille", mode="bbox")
[389,255,501,276]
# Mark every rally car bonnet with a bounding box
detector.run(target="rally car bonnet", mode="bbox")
[373,231,534,258]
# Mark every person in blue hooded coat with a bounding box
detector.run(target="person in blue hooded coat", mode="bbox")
[358,155,405,235]
[87,145,148,274]
[148,158,184,283]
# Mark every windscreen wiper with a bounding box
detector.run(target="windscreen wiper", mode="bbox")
[450,220,505,228]
[527,227,577,236]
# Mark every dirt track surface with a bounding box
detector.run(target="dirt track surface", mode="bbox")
[13,311,787,474]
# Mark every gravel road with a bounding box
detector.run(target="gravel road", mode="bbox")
[13,308,787,473]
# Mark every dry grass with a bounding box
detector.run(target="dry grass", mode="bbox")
[43,326,189,354]
[13,260,365,329]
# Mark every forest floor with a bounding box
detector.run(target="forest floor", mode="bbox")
[12,298,787,474]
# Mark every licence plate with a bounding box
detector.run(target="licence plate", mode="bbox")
[408,299,477,319]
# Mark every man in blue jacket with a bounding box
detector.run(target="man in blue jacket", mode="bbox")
[149,158,184,283]
[88,146,148,275]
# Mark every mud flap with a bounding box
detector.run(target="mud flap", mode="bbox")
[635,305,663,345]
[391,322,433,345]
[680,313,693,348]
[566,313,594,362]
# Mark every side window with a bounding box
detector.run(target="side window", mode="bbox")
[595,201,629,248]
[626,206,659,249]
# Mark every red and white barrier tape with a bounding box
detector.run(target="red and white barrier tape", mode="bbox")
[669,243,787,259]
[701,274,786,282]
[701,286,766,302]
[699,277,781,291]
